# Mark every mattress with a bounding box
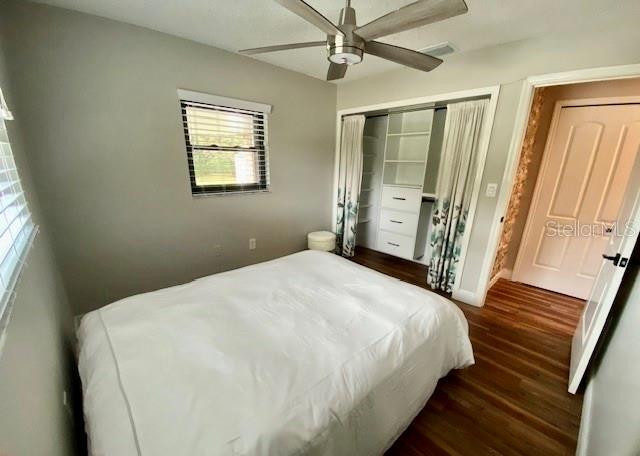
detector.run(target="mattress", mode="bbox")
[78,250,474,456]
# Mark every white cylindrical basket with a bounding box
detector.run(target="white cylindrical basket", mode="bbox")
[307,231,336,252]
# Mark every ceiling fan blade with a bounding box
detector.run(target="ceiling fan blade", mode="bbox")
[240,41,326,55]
[274,0,343,36]
[355,0,468,41]
[327,62,348,81]
[365,41,442,72]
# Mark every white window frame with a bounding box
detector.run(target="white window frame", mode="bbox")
[177,89,272,197]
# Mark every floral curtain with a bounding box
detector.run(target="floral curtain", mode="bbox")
[428,100,489,292]
[336,115,365,257]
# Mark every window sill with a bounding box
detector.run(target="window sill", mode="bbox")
[191,188,272,198]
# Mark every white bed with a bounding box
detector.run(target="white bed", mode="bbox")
[78,250,473,456]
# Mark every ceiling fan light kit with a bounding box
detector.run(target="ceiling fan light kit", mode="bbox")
[327,4,363,66]
[240,0,468,81]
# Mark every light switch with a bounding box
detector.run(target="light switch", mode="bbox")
[486,183,498,198]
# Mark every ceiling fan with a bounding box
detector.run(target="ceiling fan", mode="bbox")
[239,0,468,81]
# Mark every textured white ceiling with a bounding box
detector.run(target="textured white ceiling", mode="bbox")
[30,0,640,83]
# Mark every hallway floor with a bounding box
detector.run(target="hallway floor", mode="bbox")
[350,247,585,455]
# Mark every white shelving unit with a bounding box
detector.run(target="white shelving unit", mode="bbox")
[376,109,436,261]
[354,107,446,263]
[356,116,387,249]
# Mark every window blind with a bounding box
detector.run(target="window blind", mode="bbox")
[0,87,13,121]
[180,97,270,196]
[0,107,36,350]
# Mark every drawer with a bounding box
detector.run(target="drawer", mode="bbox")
[376,230,415,259]
[380,186,422,212]
[379,209,419,237]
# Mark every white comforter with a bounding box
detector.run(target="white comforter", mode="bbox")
[78,250,473,456]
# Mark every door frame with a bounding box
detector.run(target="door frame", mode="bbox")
[477,63,640,306]
[332,85,501,305]
[512,95,640,285]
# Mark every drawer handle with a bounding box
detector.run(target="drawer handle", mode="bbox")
[387,242,400,247]
[392,197,406,201]
[390,220,403,224]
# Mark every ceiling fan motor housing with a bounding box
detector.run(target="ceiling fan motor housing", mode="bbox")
[327,6,364,65]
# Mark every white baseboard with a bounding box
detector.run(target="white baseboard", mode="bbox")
[575,380,593,456]
[488,268,514,289]
[452,288,483,307]
[487,273,501,289]
[457,269,514,308]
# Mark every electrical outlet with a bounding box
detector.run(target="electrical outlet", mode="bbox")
[249,238,256,250]
[212,244,222,257]
[486,183,498,198]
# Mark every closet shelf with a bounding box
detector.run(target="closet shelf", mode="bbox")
[361,188,374,192]
[363,153,376,157]
[383,183,422,189]
[358,218,372,224]
[384,160,426,163]
[363,135,378,140]
[387,131,431,137]
[360,204,372,209]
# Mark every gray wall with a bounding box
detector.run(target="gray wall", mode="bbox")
[0,1,337,314]
[337,18,640,297]
[0,13,78,455]
[577,253,640,455]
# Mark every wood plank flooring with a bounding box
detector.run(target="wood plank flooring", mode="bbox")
[350,247,585,456]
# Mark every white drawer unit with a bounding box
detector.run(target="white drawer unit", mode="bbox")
[376,230,415,259]
[380,186,422,213]
[379,209,419,237]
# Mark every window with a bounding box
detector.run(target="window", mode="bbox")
[178,90,271,196]
[0,87,36,348]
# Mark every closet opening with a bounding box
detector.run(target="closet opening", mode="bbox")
[357,107,446,265]
[333,88,499,303]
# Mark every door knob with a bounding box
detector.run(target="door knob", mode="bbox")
[602,253,622,266]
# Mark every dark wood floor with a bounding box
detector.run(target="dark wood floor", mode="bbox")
[350,247,585,456]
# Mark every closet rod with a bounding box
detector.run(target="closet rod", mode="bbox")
[363,113,391,119]
[346,105,451,120]
[348,94,490,119]
[366,106,448,118]
[361,105,442,119]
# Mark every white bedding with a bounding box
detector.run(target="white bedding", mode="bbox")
[78,250,473,456]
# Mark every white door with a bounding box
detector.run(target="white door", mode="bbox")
[515,103,640,299]
[568,150,640,393]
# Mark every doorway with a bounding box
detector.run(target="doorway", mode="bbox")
[490,78,640,300]
[487,72,640,393]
